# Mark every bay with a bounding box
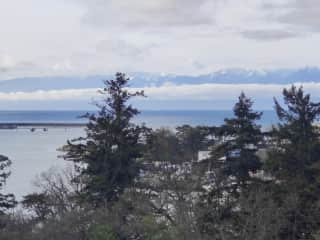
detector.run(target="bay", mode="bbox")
[0,110,278,199]
[0,110,278,127]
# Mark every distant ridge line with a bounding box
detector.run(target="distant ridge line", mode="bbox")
[0,122,86,129]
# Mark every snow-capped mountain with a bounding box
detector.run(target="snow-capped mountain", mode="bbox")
[0,67,320,92]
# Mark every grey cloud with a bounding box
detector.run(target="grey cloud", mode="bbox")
[0,88,98,101]
[4,82,320,102]
[191,60,206,70]
[279,0,320,31]
[0,57,37,77]
[239,0,320,41]
[96,39,154,57]
[0,67,9,73]
[74,0,217,28]
[241,29,300,41]
[261,0,320,32]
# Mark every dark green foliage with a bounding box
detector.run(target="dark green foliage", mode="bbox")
[5,78,320,240]
[62,73,147,205]
[266,85,320,239]
[144,128,183,165]
[268,85,320,182]
[0,155,16,216]
[221,92,263,188]
[176,125,212,161]
[196,92,264,239]
[236,182,285,240]
[21,193,53,221]
[0,213,33,240]
[89,224,119,240]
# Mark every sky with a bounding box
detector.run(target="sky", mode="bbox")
[1,0,320,79]
[0,0,320,109]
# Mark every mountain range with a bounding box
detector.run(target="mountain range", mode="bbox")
[1,67,320,92]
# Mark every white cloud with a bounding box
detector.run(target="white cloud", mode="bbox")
[0,89,99,101]
[52,60,74,72]
[1,0,320,78]
[241,29,301,41]
[264,0,320,32]
[95,38,157,58]
[0,55,15,71]
[75,0,218,28]
[137,83,320,101]
[1,83,320,104]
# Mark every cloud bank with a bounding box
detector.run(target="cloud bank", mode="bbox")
[0,89,98,101]
[75,0,217,28]
[0,83,319,106]
[2,0,320,78]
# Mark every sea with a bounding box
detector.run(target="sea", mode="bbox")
[0,110,278,199]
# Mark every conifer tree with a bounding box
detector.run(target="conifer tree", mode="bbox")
[221,92,263,190]
[197,93,263,238]
[268,85,320,183]
[176,125,211,162]
[62,73,147,205]
[266,85,320,239]
[0,155,16,229]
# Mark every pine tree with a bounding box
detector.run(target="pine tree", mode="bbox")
[62,73,147,205]
[268,85,320,182]
[176,125,211,162]
[0,155,16,229]
[221,92,263,190]
[197,93,263,238]
[266,85,320,239]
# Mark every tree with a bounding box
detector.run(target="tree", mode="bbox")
[62,73,147,205]
[221,92,263,190]
[142,129,191,223]
[176,125,212,162]
[196,92,263,239]
[21,193,53,221]
[236,183,284,240]
[22,166,81,221]
[0,154,16,231]
[266,85,320,239]
[268,85,320,183]
[140,128,205,239]
[0,155,16,215]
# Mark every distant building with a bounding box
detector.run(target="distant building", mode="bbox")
[198,151,211,162]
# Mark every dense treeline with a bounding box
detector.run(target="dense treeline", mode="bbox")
[1,73,320,239]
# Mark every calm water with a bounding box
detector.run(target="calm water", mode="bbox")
[0,110,278,199]
[0,110,278,127]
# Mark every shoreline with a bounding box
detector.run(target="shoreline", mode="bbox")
[0,122,86,129]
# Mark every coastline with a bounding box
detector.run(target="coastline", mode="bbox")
[0,122,86,130]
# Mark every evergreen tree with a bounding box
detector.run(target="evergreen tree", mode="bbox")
[62,73,147,205]
[268,85,320,182]
[176,125,211,162]
[266,85,320,239]
[0,155,16,214]
[142,128,205,238]
[0,155,16,229]
[221,92,263,190]
[197,92,263,238]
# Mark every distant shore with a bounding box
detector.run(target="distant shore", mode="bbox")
[0,122,86,130]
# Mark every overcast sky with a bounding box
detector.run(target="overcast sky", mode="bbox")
[1,0,320,109]
[0,0,320,80]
